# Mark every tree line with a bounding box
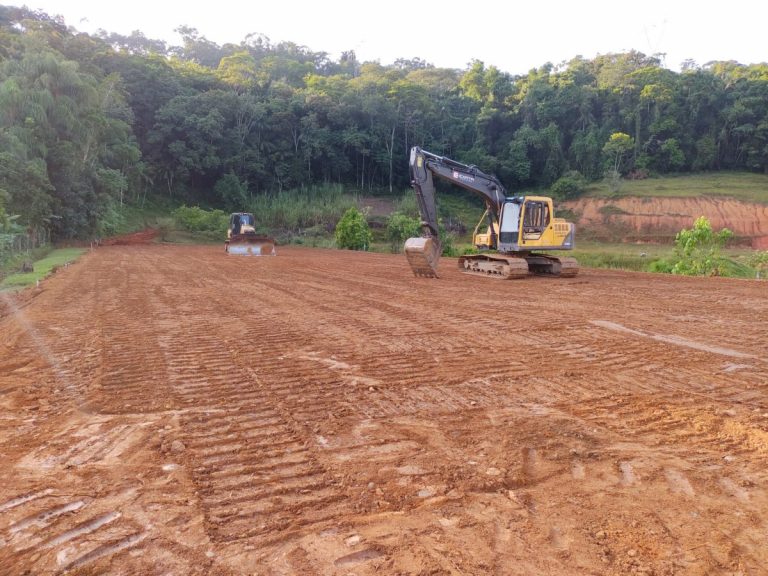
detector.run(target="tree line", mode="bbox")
[1,5,767,240]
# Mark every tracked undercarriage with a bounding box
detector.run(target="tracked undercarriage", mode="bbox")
[457,253,579,279]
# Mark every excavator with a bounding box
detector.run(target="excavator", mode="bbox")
[225,212,276,256]
[405,147,578,279]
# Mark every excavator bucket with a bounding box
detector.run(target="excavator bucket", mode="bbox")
[226,234,276,256]
[404,236,441,278]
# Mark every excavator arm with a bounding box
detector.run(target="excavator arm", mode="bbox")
[405,146,506,277]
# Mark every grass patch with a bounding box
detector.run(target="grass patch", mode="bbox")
[566,241,671,272]
[1,248,86,291]
[583,171,768,203]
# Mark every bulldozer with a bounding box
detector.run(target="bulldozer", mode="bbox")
[405,147,578,279]
[225,212,276,256]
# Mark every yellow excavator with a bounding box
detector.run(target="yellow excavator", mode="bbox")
[225,212,276,256]
[405,147,578,279]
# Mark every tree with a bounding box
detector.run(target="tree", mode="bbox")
[215,172,248,210]
[603,132,634,175]
[672,216,733,276]
[385,212,420,253]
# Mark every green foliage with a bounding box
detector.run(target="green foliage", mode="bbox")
[172,205,228,236]
[392,192,419,218]
[439,233,458,257]
[334,206,372,250]
[749,251,768,272]
[4,8,768,244]
[550,171,587,200]
[215,172,249,211]
[573,251,652,272]
[603,133,634,176]
[648,259,675,273]
[1,248,85,290]
[97,200,127,237]
[671,216,734,276]
[582,171,768,202]
[385,212,421,253]
[249,185,355,233]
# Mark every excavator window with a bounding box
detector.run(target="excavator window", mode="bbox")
[522,202,550,235]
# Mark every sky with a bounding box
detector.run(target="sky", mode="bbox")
[7,0,768,73]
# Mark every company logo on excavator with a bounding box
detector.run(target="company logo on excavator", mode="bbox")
[452,171,475,183]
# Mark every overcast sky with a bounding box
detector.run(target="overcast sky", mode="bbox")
[8,0,768,73]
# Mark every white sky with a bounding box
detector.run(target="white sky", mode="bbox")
[8,0,768,73]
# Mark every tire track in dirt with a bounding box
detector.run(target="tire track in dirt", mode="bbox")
[0,487,148,573]
[149,301,354,545]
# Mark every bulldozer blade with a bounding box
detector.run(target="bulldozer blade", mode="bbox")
[404,236,441,278]
[226,236,276,256]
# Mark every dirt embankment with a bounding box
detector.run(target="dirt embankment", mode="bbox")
[564,196,768,247]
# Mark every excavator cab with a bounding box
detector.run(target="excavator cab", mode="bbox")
[225,212,276,256]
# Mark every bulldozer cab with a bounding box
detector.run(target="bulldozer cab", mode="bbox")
[230,213,254,234]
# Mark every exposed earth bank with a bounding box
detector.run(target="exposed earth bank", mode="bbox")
[564,196,768,248]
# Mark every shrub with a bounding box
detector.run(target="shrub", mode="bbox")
[551,171,587,200]
[671,216,733,276]
[172,205,228,236]
[335,207,372,250]
[648,259,674,273]
[385,212,421,253]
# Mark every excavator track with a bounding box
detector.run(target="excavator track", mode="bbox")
[457,254,579,279]
[524,254,579,277]
[457,254,530,279]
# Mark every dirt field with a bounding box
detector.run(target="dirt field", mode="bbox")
[1,244,767,575]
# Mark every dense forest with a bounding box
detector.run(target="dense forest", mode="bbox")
[1,5,767,240]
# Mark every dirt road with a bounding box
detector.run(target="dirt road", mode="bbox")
[1,245,767,575]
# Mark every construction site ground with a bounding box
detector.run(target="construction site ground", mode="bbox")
[1,244,767,575]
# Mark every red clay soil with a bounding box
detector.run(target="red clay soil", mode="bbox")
[565,196,768,247]
[1,245,767,575]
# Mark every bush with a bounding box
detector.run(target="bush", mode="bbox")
[172,205,228,236]
[335,207,372,250]
[648,259,674,273]
[385,212,421,253]
[671,216,733,276]
[551,171,588,200]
